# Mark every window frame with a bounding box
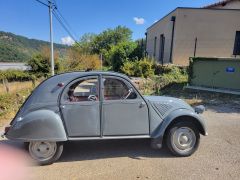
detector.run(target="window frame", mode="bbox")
[101,76,140,101]
[61,75,100,104]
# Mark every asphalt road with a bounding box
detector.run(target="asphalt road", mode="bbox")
[1,105,240,180]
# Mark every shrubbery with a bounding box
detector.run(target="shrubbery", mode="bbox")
[0,70,35,82]
[121,58,154,78]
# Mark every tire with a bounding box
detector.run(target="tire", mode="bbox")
[166,121,200,157]
[28,141,64,165]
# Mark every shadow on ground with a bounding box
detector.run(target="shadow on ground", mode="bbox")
[0,139,173,163]
[59,139,173,163]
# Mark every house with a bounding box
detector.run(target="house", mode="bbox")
[145,0,240,66]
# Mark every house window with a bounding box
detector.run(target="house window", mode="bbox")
[154,36,157,57]
[233,31,240,56]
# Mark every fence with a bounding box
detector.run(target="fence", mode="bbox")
[189,57,240,92]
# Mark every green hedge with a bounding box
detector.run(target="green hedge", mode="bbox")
[0,70,35,82]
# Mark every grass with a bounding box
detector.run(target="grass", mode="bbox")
[159,82,240,107]
[0,80,41,128]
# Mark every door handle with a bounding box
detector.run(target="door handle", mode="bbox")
[139,102,146,108]
[61,105,65,109]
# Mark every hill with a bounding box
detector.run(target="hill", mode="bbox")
[0,31,68,62]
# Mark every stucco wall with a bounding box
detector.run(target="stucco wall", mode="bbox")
[173,8,240,65]
[146,8,240,66]
[146,10,177,64]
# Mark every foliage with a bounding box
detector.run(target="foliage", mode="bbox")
[0,31,68,62]
[109,41,137,72]
[60,47,101,72]
[28,46,61,77]
[75,26,139,66]
[0,70,35,82]
[0,88,32,127]
[121,58,154,78]
[91,26,132,54]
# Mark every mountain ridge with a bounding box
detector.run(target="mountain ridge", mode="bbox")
[0,31,68,62]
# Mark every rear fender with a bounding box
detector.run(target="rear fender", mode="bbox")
[6,110,67,142]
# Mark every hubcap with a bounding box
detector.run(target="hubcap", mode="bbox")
[171,127,196,152]
[29,142,57,162]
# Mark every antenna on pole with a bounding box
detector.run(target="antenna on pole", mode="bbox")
[49,0,55,76]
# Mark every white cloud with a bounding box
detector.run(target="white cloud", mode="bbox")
[61,36,75,46]
[133,17,145,25]
[154,20,158,23]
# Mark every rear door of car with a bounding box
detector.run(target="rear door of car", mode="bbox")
[101,76,149,136]
[60,76,101,137]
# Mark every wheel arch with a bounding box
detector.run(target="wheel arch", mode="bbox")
[151,109,207,149]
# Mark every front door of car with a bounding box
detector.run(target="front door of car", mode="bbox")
[60,76,100,137]
[102,76,149,136]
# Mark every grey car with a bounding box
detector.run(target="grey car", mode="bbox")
[3,71,207,165]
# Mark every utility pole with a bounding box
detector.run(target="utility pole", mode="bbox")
[49,0,55,76]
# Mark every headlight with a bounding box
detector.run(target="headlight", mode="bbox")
[194,105,205,114]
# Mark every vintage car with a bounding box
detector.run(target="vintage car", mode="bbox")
[3,71,207,165]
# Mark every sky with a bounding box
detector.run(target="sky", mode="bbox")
[0,0,218,45]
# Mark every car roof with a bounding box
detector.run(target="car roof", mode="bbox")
[54,71,129,79]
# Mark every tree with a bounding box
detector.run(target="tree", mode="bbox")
[109,41,137,72]
[92,26,132,55]
[62,46,101,72]
[75,33,96,54]
[28,46,60,77]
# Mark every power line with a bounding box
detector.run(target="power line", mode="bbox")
[35,0,80,46]
[35,0,49,7]
[52,11,78,42]
[54,8,79,40]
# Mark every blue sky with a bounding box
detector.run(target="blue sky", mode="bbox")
[0,0,218,44]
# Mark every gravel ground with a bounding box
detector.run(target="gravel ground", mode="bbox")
[1,104,240,180]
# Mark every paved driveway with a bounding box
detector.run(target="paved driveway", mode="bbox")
[1,105,240,180]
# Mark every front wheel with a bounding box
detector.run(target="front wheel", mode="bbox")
[28,141,63,165]
[166,122,200,157]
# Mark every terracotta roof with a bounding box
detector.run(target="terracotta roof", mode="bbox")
[204,0,239,8]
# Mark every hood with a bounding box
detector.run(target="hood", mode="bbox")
[144,95,194,117]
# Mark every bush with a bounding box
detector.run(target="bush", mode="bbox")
[121,58,154,78]
[0,70,35,82]
[109,41,137,72]
[61,48,101,72]
[153,64,188,75]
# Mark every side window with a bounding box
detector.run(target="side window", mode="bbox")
[103,78,137,100]
[68,77,99,102]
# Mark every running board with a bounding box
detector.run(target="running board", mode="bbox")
[68,135,151,141]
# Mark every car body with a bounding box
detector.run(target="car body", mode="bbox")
[4,71,207,165]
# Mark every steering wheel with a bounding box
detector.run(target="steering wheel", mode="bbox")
[88,95,98,101]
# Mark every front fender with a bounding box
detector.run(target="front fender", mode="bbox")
[6,110,67,142]
[151,108,207,148]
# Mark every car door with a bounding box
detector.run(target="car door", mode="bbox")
[60,76,100,137]
[102,76,149,136]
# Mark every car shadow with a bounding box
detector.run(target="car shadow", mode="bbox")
[58,139,174,163]
[0,139,174,163]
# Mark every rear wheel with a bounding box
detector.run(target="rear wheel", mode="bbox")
[166,122,200,157]
[28,141,63,165]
